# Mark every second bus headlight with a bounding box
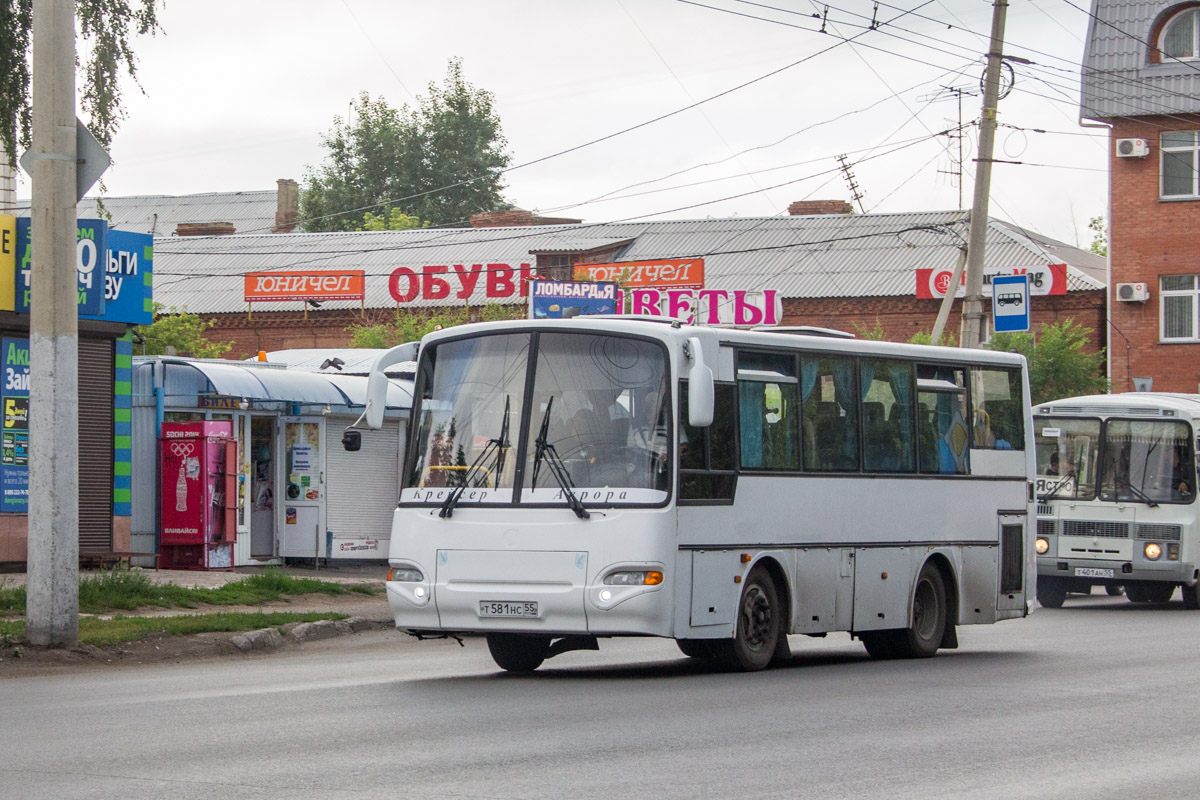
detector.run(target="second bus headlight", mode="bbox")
[604,570,664,586]
[1036,538,1050,555]
[1144,542,1163,561]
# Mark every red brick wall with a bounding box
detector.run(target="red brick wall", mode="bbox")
[788,200,854,216]
[1109,116,1200,393]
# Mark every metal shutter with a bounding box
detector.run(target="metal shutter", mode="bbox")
[78,338,114,553]
[325,419,402,545]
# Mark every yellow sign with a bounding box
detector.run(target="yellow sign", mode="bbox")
[0,215,15,311]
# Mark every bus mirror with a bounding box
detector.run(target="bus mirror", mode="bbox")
[342,429,362,452]
[686,336,714,427]
[364,341,418,430]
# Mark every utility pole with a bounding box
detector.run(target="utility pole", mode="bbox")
[25,0,80,646]
[960,0,1008,349]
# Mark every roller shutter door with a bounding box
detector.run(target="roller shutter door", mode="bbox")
[78,338,114,553]
[325,419,402,548]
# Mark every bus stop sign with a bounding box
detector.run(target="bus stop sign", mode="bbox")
[992,274,1030,333]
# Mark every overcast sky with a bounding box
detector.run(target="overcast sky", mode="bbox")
[22,0,1107,247]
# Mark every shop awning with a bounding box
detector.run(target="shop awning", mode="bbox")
[159,359,351,405]
[323,375,413,408]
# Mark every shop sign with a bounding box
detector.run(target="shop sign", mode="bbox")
[629,288,781,326]
[81,229,154,325]
[387,263,532,303]
[916,264,1067,299]
[199,395,244,410]
[1,338,30,512]
[0,215,15,312]
[15,217,107,315]
[245,270,365,302]
[529,280,620,318]
[573,258,705,289]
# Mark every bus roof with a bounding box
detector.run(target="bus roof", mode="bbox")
[1036,392,1200,417]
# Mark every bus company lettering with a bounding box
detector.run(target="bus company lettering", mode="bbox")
[244,271,366,302]
[631,288,781,326]
[388,263,532,302]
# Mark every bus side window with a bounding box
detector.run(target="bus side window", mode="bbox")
[800,356,858,472]
[969,367,1026,450]
[680,381,737,501]
[859,358,916,473]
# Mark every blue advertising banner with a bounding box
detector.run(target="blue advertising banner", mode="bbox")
[15,217,107,316]
[81,229,154,325]
[1,337,30,512]
[529,280,620,319]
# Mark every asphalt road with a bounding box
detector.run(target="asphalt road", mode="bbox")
[2,591,1198,800]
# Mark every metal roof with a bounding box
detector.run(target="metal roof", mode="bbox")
[10,189,278,235]
[152,210,1105,315]
[250,349,414,376]
[1081,0,1200,119]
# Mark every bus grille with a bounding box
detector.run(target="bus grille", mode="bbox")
[1037,504,1054,516]
[1000,524,1024,593]
[1037,519,1057,538]
[1062,520,1130,539]
[1137,524,1182,541]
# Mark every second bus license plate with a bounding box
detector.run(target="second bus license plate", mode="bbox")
[479,601,539,618]
[1075,567,1114,578]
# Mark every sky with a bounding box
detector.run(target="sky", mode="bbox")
[19,0,1109,248]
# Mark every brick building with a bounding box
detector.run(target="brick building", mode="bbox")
[1082,1,1200,392]
[149,203,1105,358]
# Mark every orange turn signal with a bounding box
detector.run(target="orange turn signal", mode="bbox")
[644,571,664,586]
[741,554,752,563]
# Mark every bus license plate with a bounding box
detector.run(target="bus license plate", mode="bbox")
[1075,567,1114,578]
[479,601,538,618]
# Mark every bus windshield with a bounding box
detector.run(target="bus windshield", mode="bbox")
[404,330,670,506]
[1099,420,1194,504]
[1035,417,1101,500]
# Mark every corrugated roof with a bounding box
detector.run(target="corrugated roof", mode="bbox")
[251,349,415,377]
[1081,0,1200,119]
[151,211,1105,314]
[10,189,278,235]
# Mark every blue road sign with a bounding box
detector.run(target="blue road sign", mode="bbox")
[992,274,1030,333]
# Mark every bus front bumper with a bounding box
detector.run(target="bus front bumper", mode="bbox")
[1037,556,1198,586]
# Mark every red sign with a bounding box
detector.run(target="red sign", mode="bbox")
[388,263,533,303]
[245,271,365,302]
[573,258,705,289]
[916,264,1068,299]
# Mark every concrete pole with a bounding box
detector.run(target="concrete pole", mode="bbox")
[960,0,1008,349]
[25,0,80,647]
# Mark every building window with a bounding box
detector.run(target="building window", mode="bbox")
[1161,275,1200,341]
[1161,7,1200,59]
[1162,131,1200,198]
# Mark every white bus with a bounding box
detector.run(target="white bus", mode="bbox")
[345,318,1035,672]
[1033,393,1200,609]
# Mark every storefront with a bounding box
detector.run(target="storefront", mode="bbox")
[130,357,411,565]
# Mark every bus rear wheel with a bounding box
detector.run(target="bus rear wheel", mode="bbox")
[676,639,717,659]
[486,633,551,672]
[862,563,948,660]
[1183,583,1200,610]
[1143,583,1176,604]
[715,566,780,672]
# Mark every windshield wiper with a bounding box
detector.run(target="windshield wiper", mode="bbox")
[439,395,511,519]
[1120,479,1159,508]
[531,397,590,520]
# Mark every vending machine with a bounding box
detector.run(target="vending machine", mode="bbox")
[158,421,237,570]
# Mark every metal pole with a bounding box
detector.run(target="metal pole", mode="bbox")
[25,0,79,647]
[960,0,1008,349]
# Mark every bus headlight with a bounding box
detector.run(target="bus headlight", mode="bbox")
[388,567,424,582]
[1036,538,1050,555]
[604,570,664,586]
[1144,543,1163,561]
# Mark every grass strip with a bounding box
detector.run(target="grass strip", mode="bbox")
[0,568,377,615]
[0,611,348,647]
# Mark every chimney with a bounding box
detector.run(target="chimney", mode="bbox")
[176,222,237,237]
[273,178,299,233]
[788,200,854,216]
[469,208,583,228]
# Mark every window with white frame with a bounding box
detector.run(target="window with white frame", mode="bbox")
[1161,7,1200,59]
[1161,131,1200,198]
[1161,275,1200,341]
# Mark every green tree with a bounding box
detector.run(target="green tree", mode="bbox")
[347,305,523,349]
[301,58,512,232]
[1,1,160,165]
[1088,216,1108,257]
[132,305,232,359]
[361,208,426,231]
[986,319,1108,404]
[909,330,957,346]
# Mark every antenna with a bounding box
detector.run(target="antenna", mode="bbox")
[918,84,979,209]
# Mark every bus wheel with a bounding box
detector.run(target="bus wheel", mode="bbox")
[1144,583,1176,604]
[716,566,780,672]
[486,633,551,672]
[1125,583,1149,603]
[892,563,947,659]
[676,639,717,659]
[1037,577,1068,609]
[859,631,899,660]
[1183,584,1200,610]
[1105,584,1125,597]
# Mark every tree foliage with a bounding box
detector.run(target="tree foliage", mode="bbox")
[301,59,512,232]
[1,0,160,164]
[347,305,524,349]
[986,319,1108,404]
[1088,215,1108,257]
[132,305,232,359]
[361,208,426,231]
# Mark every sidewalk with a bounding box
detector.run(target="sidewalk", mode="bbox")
[0,563,389,591]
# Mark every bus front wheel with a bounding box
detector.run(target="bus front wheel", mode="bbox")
[715,566,781,672]
[1183,583,1200,610]
[486,633,551,672]
[1037,577,1068,609]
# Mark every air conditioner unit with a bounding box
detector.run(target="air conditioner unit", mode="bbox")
[1116,138,1149,158]
[1116,282,1149,302]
